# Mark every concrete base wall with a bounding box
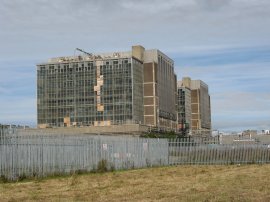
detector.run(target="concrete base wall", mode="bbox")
[18,124,149,136]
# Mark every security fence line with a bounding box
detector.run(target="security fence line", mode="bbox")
[0,132,168,181]
[0,129,270,181]
[168,139,270,165]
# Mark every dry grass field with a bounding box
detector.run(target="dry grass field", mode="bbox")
[0,164,270,202]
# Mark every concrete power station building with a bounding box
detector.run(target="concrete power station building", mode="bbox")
[37,45,177,132]
[177,78,192,134]
[177,77,211,135]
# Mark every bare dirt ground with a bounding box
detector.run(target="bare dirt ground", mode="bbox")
[1,164,269,202]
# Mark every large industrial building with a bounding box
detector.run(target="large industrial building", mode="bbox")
[177,77,211,135]
[37,45,177,132]
[177,78,192,134]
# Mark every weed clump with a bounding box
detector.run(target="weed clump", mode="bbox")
[17,173,27,182]
[97,159,108,173]
[0,175,8,183]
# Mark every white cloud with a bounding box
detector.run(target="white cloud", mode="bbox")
[213,91,270,112]
[0,0,270,130]
[194,0,231,11]
[0,97,36,125]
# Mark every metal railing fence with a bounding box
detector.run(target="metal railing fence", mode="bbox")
[168,138,270,165]
[1,129,270,181]
[0,132,168,180]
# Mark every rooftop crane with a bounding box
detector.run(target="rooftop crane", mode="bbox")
[75,48,93,57]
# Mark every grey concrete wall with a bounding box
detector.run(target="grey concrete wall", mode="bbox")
[18,124,149,136]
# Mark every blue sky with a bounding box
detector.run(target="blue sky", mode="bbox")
[0,0,270,132]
